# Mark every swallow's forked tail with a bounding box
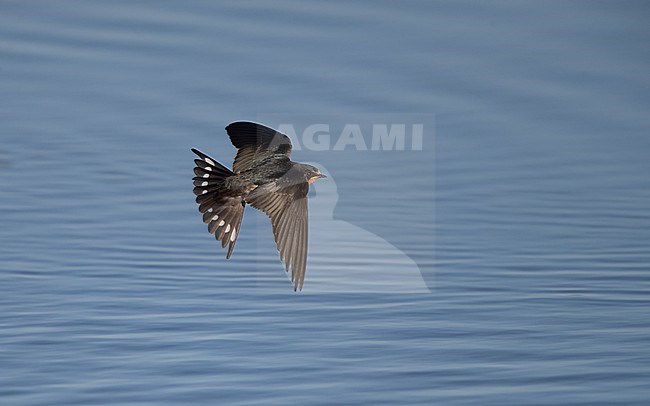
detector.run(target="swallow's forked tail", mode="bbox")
[192,148,245,259]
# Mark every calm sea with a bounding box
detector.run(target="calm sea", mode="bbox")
[1,1,649,404]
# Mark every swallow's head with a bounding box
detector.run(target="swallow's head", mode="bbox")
[302,164,327,184]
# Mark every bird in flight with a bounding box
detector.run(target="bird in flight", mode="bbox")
[192,121,326,291]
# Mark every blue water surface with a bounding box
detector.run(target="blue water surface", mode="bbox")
[1,1,649,405]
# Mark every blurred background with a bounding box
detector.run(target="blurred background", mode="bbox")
[1,1,649,404]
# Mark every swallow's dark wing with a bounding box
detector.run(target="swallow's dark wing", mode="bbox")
[192,148,244,258]
[225,122,293,173]
[245,180,309,291]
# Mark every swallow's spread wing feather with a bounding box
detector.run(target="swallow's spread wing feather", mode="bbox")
[245,180,309,291]
[226,122,293,174]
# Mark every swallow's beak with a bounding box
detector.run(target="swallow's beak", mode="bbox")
[318,173,327,179]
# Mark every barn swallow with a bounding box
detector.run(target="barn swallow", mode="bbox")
[192,121,326,291]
